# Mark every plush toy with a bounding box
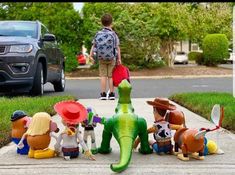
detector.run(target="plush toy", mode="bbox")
[54,100,95,161]
[134,98,183,155]
[11,110,31,155]
[98,79,152,173]
[81,107,105,154]
[17,112,59,159]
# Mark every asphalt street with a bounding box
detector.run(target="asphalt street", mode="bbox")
[43,77,233,99]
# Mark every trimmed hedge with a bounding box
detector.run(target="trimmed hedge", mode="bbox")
[188,51,204,65]
[202,34,229,66]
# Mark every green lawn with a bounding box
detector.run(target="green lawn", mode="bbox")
[169,92,235,132]
[0,95,76,148]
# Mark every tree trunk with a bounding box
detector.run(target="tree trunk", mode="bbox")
[160,39,175,68]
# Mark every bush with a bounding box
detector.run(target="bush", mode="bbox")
[188,51,204,65]
[61,44,78,72]
[202,34,229,66]
[138,59,165,69]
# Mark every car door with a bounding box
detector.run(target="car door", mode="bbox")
[40,24,58,81]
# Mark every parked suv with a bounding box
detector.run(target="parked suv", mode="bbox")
[0,20,65,95]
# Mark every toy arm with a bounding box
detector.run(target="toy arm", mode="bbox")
[17,133,27,149]
[77,131,95,160]
[170,124,183,130]
[93,115,107,125]
[133,126,156,149]
[50,132,58,140]
[54,134,62,152]
[77,131,89,152]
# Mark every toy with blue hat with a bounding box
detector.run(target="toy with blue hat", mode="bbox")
[11,110,31,155]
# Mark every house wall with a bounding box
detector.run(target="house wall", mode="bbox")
[175,40,202,53]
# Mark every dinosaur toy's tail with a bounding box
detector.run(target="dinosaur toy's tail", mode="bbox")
[110,136,133,172]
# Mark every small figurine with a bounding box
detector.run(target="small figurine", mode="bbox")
[11,110,31,155]
[174,104,225,161]
[98,80,152,173]
[54,100,95,161]
[17,112,59,159]
[134,97,183,155]
[174,128,206,160]
[81,107,105,154]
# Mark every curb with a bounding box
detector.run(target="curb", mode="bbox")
[65,74,233,80]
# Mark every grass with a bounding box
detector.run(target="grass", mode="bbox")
[0,95,76,148]
[169,92,235,132]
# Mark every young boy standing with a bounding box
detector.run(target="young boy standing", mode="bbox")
[89,13,121,100]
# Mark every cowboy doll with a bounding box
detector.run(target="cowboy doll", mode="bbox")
[54,100,95,161]
[134,97,182,154]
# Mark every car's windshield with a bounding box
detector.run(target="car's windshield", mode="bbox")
[0,21,37,39]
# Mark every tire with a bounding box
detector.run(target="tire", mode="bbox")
[53,67,65,92]
[31,62,44,96]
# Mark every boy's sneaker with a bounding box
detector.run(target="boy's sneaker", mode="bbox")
[99,92,107,100]
[108,92,115,100]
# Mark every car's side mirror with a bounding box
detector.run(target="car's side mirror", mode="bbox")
[42,33,56,42]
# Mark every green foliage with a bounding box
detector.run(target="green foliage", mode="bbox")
[0,95,75,148]
[169,92,235,132]
[188,51,204,65]
[0,3,232,71]
[202,34,229,66]
[61,44,78,72]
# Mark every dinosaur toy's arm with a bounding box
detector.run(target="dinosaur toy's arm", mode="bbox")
[133,126,156,149]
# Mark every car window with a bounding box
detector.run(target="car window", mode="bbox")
[41,24,49,37]
[0,21,37,38]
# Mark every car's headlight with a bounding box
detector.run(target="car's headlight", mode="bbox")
[9,44,33,53]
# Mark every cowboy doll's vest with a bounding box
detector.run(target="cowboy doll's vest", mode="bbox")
[153,119,171,141]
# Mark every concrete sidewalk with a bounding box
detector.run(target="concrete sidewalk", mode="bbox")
[0,98,235,175]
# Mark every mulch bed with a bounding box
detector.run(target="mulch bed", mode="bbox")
[66,66,232,77]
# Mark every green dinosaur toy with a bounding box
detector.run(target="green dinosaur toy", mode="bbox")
[98,79,152,173]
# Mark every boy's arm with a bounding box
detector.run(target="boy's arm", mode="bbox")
[117,46,121,65]
[89,44,95,64]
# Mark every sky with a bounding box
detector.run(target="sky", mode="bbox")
[73,3,84,12]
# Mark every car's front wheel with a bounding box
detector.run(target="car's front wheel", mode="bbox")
[31,62,44,96]
[53,67,65,92]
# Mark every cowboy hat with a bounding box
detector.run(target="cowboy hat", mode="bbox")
[54,100,87,124]
[146,97,176,111]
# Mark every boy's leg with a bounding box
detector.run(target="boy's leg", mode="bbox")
[108,77,114,92]
[99,60,108,99]
[100,77,107,93]
[107,60,116,100]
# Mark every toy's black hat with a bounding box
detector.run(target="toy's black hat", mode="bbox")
[11,110,27,121]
